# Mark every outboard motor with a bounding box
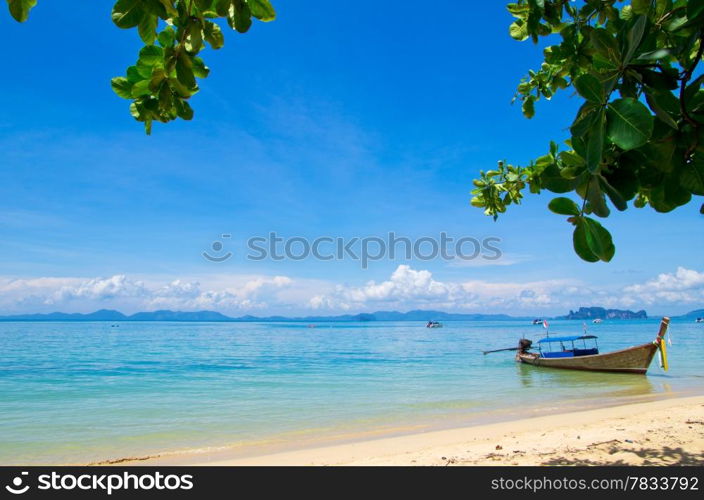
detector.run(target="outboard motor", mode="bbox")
[518,338,532,353]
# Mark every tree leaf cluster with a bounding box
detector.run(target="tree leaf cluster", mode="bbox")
[473,0,704,262]
[6,0,276,134]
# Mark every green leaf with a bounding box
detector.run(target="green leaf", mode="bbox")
[680,157,704,196]
[688,0,704,23]
[631,0,651,15]
[509,20,529,41]
[571,104,599,138]
[586,110,605,173]
[138,45,164,67]
[179,100,194,120]
[644,89,678,129]
[157,26,176,47]
[542,163,580,193]
[507,2,530,18]
[7,0,36,22]
[589,28,620,64]
[131,79,152,98]
[110,77,134,99]
[129,102,141,119]
[229,1,253,33]
[248,0,276,21]
[192,57,210,78]
[156,0,177,17]
[112,0,147,29]
[606,98,654,151]
[663,172,692,208]
[559,150,586,168]
[214,0,229,16]
[548,197,581,216]
[574,74,604,103]
[174,99,194,120]
[603,156,639,201]
[583,217,615,262]
[149,68,166,92]
[175,54,196,88]
[169,77,192,98]
[634,48,671,62]
[624,15,647,64]
[158,84,173,110]
[133,62,152,79]
[522,95,535,119]
[138,13,158,44]
[126,65,144,83]
[573,220,600,262]
[620,5,633,20]
[599,175,628,211]
[585,180,610,217]
[204,21,225,49]
[187,26,203,53]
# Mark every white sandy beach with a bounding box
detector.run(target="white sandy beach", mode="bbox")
[122,395,704,466]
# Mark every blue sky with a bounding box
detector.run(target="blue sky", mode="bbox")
[0,1,702,316]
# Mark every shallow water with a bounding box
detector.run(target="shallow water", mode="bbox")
[0,318,701,464]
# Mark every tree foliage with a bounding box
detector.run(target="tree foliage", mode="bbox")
[471,0,704,262]
[6,0,276,134]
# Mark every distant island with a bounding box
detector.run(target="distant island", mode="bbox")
[676,308,704,320]
[1,306,700,322]
[0,309,522,322]
[559,307,647,320]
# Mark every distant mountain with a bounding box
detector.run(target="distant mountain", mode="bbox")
[128,310,234,321]
[0,309,127,321]
[560,307,647,320]
[0,309,526,322]
[675,308,704,319]
[4,307,666,322]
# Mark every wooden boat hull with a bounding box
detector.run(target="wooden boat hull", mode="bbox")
[516,341,659,374]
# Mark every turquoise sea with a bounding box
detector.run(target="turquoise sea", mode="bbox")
[0,318,702,465]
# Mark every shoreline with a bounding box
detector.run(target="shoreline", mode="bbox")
[116,393,704,466]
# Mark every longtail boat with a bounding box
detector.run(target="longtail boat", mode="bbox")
[512,317,670,375]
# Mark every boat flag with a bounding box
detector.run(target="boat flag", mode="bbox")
[659,336,669,371]
[657,348,663,369]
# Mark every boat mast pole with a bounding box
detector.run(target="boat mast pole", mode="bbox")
[655,317,670,342]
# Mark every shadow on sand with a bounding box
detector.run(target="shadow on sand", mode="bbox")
[541,444,704,466]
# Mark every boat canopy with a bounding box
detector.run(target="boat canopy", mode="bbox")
[537,335,597,343]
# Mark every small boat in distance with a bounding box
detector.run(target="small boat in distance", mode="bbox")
[514,317,670,374]
[696,317,703,323]
[532,318,544,325]
[426,321,443,328]
[592,318,603,324]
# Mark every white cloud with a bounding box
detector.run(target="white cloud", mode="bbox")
[623,267,704,305]
[51,275,147,302]
[0,266,701,316]
[0,274,294,314]
[310,264,576,312]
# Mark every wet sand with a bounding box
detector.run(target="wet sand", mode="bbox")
[122,395,704,466]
